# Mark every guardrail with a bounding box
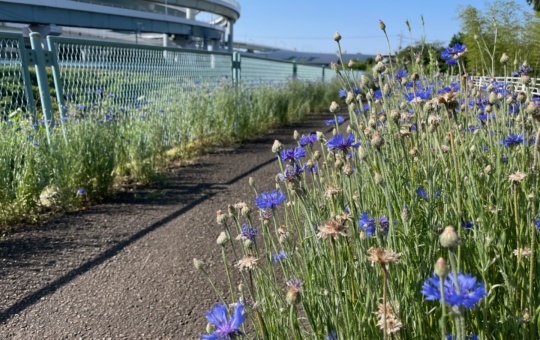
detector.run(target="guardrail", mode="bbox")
[0,31,344,144]
[471,76,540,97]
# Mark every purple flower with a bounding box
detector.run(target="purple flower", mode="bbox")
[338,89,347,98]
[299,133,317,146]
[200,303,245,340]
[279,146,305,162]
[75,105,84,110]
[255,190,287,209]
[324,116,345,126]
[395,69,408,80]
[358,212,376,236]
[446,59,458,66]
[518,64,533,75]
[272,250,289,263]
[76,188,87,196]
[277,164,304,182]
[404,89,432,102]
[326,134,360,153]
[421,272,487,309]
[326,331,338,340]
[238,224,258,243]
[441,43,467,60]
[535,219,540,231]
[500,134,523,147]
[416,187,440,199]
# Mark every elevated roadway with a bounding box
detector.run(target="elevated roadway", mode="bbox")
[0,0,240,50]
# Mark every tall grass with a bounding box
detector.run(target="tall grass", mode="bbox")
[0,79,340,229]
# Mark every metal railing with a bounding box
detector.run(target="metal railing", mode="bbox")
[0,31,341,143]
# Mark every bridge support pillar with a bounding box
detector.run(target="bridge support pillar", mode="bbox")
[227,21,234,52]
[23,24,62,50]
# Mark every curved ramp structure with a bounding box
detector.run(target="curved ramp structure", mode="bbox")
[0,0,240,50]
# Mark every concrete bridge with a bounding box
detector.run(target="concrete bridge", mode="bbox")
[0,0,240,50]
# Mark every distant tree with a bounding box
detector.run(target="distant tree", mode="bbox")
[457,0,540,76]
[527,0,540,11]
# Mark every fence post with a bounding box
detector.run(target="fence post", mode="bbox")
[15,36,38,124]
[47,36,68,143]
[322,65,325,83]
[29,32,54,144]
[292,61,297,80]
[232,52,241,86]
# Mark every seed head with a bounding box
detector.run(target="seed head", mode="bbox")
[235,254,259,271]
[193,258,205,270]
[333,31,342,42]
[317,218,347,239]
[367,247,401,267]
[508,171,526,183]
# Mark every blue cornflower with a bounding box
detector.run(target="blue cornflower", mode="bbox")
[446,335,478,340]
[438,87,452,95]
[76,188,87,196]
[353,87,361,95]
[518,64,533,75]
[358,212,376,236]
[404,89,432,102]
[200,303,245,340]
[500,134,524,147]
[326,134,360,153]
[306,164,319,174]
[363,104,370,112]
[299,133,318,146]
[502,154,508,163]
[441,43,467,60]
[238,224,257,243]
[395,69,408,80]
[255,190,287,209]
[326,330,338,340]
[277,164,304,182]
[75,105,85,110]
[461,220,476,231]
[535,219,540,231]
[416,187,440,199]
[279,146,305,162]
[421,272,487,309]
[446,59,458,66]
[324,116,345,126]
[272,250,289,263]
[338,89,347,98]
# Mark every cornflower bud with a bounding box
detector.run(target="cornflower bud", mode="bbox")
[401,205,410,222]
[316,131,325,142]
[439,226,460,248]
[193,258,205,270]
[521,75,531,85]
[333,31,342,42]
[382,83,391,95]
[293,130,300,140]
[241,205,252,216]
[390,109,400,122]
[401,77,408,86]
[411,73,420,81]
[348,60,355,68]
[343,164,354,176]
[374,62,386,74]
[486,84,494,93]
[331,62,340,73]
[517,92,527,103]
[329,101,340,113]
[345,91,354,105]
[497,93,504,101]
[434,257,450,278]
[312,150,321,161]
[500,53,509,64]
[379,19,386,31]
[272,140,283,153]
[379,113,387,123]
[206,323,216,334]
[217,231,229,245]
[374,172,384,185]
[216,210,228,225]
[484,164,492,174]
[228,204,236,216]
[375,52,383,62]
[368,115,377,128]
[371,132,384,149]
[358,146,368,160]
[249,177,255,187]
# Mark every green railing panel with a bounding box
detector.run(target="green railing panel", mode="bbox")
[240,55,294,84]
[296,64,323,82]
[0,32,35,121]
[48,37,233,117]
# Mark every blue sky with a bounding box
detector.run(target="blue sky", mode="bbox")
[227,0,531,55]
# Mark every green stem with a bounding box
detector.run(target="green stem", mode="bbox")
[221,245,236,302]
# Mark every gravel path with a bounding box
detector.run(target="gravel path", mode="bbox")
[0,111,339,339]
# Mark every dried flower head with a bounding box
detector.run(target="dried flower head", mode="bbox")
[508,171,527,183]
[513,247,532,258]
[367,247,401,266]
[235,254,259,271]
[324,183,342,198]
[317,219,347,239]
[374,303,403,335]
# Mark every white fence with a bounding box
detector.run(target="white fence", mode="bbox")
[471,76,540,97]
